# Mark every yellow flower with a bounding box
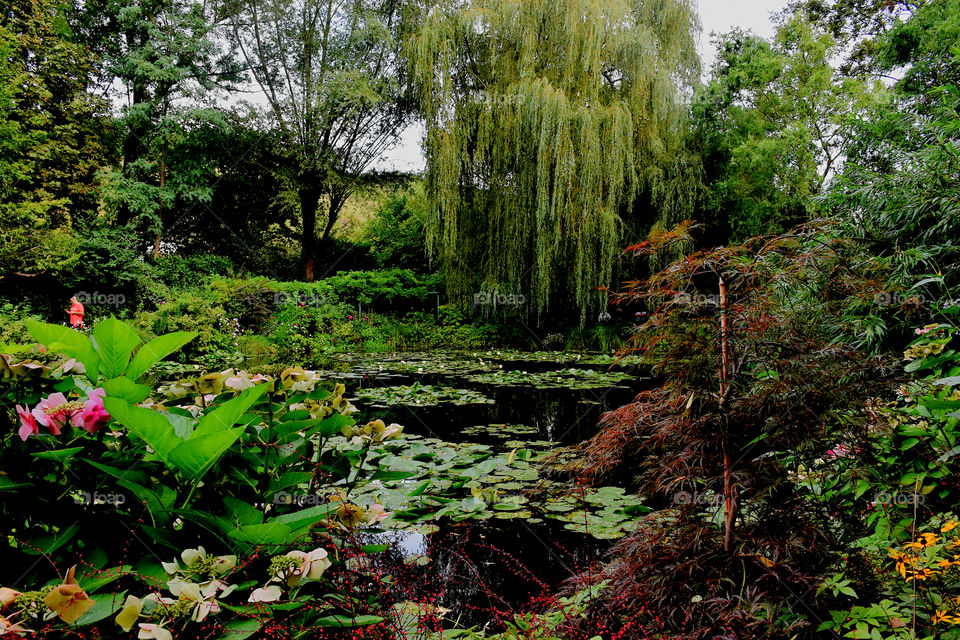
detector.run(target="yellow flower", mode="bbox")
[44,566,95,624]
[941,520,958,533]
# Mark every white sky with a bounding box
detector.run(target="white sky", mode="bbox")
[373,0,789,173]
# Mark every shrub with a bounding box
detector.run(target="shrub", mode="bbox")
[151,253,236,291]
[358,182,432,271]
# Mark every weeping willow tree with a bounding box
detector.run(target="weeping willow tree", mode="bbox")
[407,0,700,321]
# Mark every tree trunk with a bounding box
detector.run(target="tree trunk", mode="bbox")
[300,184,323,281]
[320,191,346,242]
[718,275,736,552]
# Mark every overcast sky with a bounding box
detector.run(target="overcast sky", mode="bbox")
[375,0,790,172]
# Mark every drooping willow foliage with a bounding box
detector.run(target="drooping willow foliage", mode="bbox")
[407,0,701,320]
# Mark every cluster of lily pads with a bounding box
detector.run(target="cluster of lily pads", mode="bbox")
[463,367,634,389]
[473,349,644,368]
[354,382,494,407]
[329,352,503,376]
[328,349,645,377]
[333,433,647,540]
[461,423,541,440]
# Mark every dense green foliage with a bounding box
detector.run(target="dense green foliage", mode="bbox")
[4,0,960,637]
[692,13,885,240]
[408,0,700,321]
[0,0,111,276]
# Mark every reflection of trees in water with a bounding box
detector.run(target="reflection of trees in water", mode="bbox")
[356,521,608,631]
[360,385,638,445]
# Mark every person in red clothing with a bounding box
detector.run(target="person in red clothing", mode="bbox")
[68,296,85,329]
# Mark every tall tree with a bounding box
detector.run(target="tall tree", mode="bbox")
[408,0,700,321]
[71,0,242,242]
[785,0,926,75]
[222,0,415,280]
[873,0,960,102]
[691,13,886,241]
[0,0,112,278]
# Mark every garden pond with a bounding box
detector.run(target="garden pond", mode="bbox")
[309,350,652,630]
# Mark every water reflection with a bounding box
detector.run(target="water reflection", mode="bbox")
[358,520,609,631]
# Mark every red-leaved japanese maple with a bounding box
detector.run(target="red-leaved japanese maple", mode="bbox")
[564,222,901,639]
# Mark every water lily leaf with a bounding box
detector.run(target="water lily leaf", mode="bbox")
[370,470,418,482]
[408,481,431,497]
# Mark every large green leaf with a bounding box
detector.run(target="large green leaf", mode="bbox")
[195,385,268,437]
[25,522,79,556]
[223,497,264,526]
[77,568,133,594]
[76,591,127,626]
[93,318,140,379]
[228,523,294,545]
[101,377,152,404]
[116,478,171,525]
[313,615,384,628]
[125,331,198,380]
[311,414,355,437]
[82,459,147,484]
[269,503,339,530]
[103,398,180,461]
[25,320,100,381]
[168,427,245,481]
[31,447,84,462]
[214,619,262,639]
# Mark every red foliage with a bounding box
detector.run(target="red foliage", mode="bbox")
[563,222,901,638]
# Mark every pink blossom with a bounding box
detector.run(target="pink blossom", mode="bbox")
[72,388,110,434]
[31,393,72,435]
[16,405,38,441]
[825,444,853,460]
[364,503,389,524]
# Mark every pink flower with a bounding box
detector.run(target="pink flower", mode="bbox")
[364,503,389,524]
[31,393,73,435]
[16,405,39,441]
[825,444,853,460]
[72,388,110,434]
[137,623,173,640]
